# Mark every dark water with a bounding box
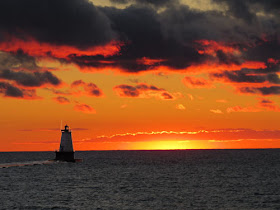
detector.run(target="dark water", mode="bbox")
[1,150,280,209]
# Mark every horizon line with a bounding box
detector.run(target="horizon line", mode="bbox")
[1,148,280,152]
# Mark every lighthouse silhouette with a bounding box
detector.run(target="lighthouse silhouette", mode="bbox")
[55,124,75,162]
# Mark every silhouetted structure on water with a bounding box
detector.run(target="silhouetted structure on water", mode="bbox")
[55,125,75,162]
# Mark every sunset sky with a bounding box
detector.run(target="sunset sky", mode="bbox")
[0,0,279,151]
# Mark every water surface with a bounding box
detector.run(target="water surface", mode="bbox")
[1,150,280,209]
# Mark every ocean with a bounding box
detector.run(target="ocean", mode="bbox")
[1,150,280,209]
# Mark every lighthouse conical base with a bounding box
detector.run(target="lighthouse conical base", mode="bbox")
[55,151,75,162]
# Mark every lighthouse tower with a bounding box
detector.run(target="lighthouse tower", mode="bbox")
[55,125,75,162]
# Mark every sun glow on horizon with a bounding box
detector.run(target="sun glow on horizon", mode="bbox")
[129,141,192,150]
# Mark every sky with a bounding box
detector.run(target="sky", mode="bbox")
[0,0,279,151]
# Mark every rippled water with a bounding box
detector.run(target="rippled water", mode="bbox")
[1,150,280,209]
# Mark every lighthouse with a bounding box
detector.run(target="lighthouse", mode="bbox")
[55,124,75,162]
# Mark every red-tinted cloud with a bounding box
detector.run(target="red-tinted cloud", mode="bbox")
[74,103,96,114]
[195,40,240,55]
[0,0,278,102]
[0,0,277,76]
[136,57,166,65]
[0,37,122,60]
[183,76,214,88]
[208,59,280,97]
[185,61,266,74]
[53,96,70,104]
[113,83,177,100]
[160,92,174,100]
[258,98,280,112]
[267,58,280,65]
[227,106,261,113]
[227,98,280,113]
[71,80,104,97]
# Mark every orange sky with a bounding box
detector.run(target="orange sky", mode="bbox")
[1,63,280,151]
[0,0,279,151]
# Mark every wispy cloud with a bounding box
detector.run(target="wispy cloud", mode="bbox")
[176,104,186,110]
[94,129,280,142]
[210,109,223,114]
[74,103,96,114]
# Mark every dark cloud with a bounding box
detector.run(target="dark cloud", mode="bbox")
[212,0,280,22]
[114,84,140,97]
[0,0,278,77]
[110,0,177,7]
[0,69,61,87]
[113,83,175,99]
[0,50,38,70]
[159,5,258,44]
[239,86,280,95]
[73,5,207,71]
[250,0,280,11]
[0,82,38,98]
[73,3,275,72]
[243,37,280,63]
[215,50,242,65]
[209,62,280,96]
[136,84,164,91]
[267,73,280,84]
[137,0,176,6]
[212,69,280,84]
[259,99,273,104]
[0,82,23,97]
[0,0,115,48]
[110,0,130,4]
[212,0,255,23]
[212,71,266,83]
